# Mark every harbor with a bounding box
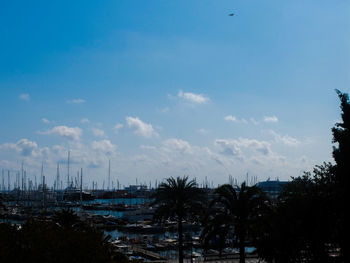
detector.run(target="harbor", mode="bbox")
[1,186,260,262]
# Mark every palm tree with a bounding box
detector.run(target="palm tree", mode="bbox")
[201,182,267,263]
[52,208,81,228]
[152,176,206,263]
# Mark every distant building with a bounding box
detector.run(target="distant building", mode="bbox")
[257,179,289,196]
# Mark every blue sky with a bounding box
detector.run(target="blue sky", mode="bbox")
[1,0,349,188]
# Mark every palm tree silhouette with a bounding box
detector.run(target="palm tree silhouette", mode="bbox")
[152,176,206,263]
[201,182,267,263]
[52,208,81,228]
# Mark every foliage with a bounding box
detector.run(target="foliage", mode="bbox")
[152,176,206,263]
[0,210,128,263]
[201,182,268,263]
[332,90,350,183]
[255,90,350,263]
[332,89,350,261]
[52,208,81,228]
[255,163,337,263]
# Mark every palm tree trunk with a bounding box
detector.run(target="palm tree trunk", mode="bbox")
[178,217,184,263]
[239,234,245,263]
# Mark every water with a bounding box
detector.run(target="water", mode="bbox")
[82,198,148,217]
[85,198,148,205]
[87,209,123,218]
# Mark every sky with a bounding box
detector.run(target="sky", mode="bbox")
[0,0,350,189]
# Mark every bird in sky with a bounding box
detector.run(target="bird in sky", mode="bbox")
[228,13,234,16]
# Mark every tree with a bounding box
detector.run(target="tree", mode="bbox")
[52,208,81,228]
[256,164,337,263]
[332,90,350,185]
[255,90,350,263]
[152,176,206,263]
[0,218,127,263]
[201,182,268,263]
[332,89,350,261]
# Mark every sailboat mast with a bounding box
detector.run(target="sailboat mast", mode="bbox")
[80,168,83,206]
[1,169,4,193]
[8,170,10,192]
[21,162,24,191]
[67,151,70,188]
[56,163,60,192]
[41,162,44,190]
[108,159,111,191]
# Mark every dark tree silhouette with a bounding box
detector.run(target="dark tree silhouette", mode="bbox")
[0,216,127,263]
[255,90,350,263]
[256,163,337,263]
[201,182,268,263]
[52,208,81,228]
[332,89,350,261]
[152,176,206,263]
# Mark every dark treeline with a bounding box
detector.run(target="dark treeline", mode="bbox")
[152,90,350,263]
[0,208,128,263]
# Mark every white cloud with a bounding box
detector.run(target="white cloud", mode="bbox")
[17,139,38,156]
[250,118,259,125]
[224,115,238,122]
[19,93,30,101]
[237,138,272,155]
[269,130,300,146]
[263,116,278,123]
[136,138,222,176]
[215,139,243,157]
[40,126,82,140]
[41,118,50,124]
[215,138,272,157]
[52,145,64,155]
[91,140,117,155]
[0,139,38,157]
[50,140,117,169]
[80,118,90,124]
[224,115,248,124]
[113,123,124,134]
[0,132,305,186]
[126,117,158,138]
[178,90,210,104]
[162,138,193,154]
[140,145,157,151]
[91,128,105,138]
[67,98,85,104]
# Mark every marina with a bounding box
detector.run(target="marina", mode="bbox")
[1,188,258,262]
